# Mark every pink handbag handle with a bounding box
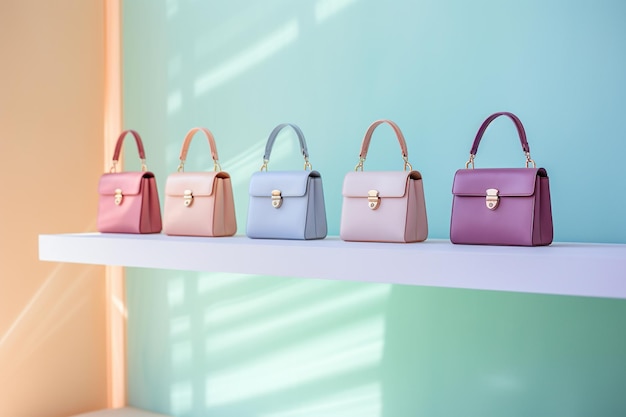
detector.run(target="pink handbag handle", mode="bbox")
[110,129,147,172]
[177,127,221,171]
[356,119,411,171]
[467,112,535,168]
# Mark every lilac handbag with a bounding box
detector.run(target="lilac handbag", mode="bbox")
[340,119,428,243]
[450,112,553,246]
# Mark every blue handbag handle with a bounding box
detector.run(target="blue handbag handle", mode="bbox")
[261,123,311,171]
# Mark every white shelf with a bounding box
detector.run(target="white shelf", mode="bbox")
[38,233,626,299]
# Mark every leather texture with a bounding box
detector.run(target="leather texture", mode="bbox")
[97,130,162,234]
[340,119,428,243]
[341,171,428,242]
[163,127,236,237]
[164,172,237,237]
[450,113,553,246]
[247,170,327,240]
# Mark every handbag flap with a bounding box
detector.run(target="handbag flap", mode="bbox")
[165,171,231,197]
[98,172,154,196]
[342,171,422,198]
[249,171,320,197]
[452,168,547,197]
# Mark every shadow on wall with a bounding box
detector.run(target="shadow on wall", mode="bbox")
[129,273,626,417]
[380,286,626,417]
[127,270,393,417]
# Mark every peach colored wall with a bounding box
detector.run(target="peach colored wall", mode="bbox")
[0,1,108,416]
[103,0,126,408]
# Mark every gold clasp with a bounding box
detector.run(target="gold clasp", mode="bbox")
[368,190,380,210]
[141,159,148,172]
[184,189,193,207]
[260,159,269,171]
[114,189,123,205]
[486,188,499,210]
[354,157,365,172]
[271,189,282,208]
[214,160,222,172]
[110,160,118,173]
[525,152,536,168]
[465,154,475,169]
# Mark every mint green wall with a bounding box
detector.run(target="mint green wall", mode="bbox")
[122,1,626,416]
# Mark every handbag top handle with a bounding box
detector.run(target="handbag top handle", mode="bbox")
[466,112,535,169]
[355,119,412,171]
[261,123,311,171]
[177,127,221,172]
[110,129,148,173]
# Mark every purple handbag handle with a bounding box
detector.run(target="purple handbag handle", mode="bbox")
[467,112,534,168]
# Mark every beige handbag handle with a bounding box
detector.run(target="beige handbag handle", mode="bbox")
[177,127,221,172]
[355,119,412,171]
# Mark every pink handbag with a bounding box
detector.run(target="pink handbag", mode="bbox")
[450,112,553,246]
[97,130,162,234]
[163,127,237,237]
[340,120,428,243]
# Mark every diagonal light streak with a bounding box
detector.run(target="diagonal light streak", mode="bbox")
[194,19,299,95]
[204,284,390,353]
[262,383,381,417]
[315,0,359,23]
[205,317,385,406]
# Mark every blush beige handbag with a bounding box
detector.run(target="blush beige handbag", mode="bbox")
[163,127,237,237]
[340,119,428,243]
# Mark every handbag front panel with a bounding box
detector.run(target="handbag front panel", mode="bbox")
[164,190,216,236]
[450,184,537,246]
[450,168,551,246]
[247,171,323,240]
[164,173,237,237]
[340,181,417,243]
[247,192,309,239]
[98,172,154,233]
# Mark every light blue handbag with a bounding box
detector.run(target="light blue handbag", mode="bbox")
[246,123,327,240]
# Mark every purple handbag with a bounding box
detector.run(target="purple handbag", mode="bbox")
[450,112,553,246]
